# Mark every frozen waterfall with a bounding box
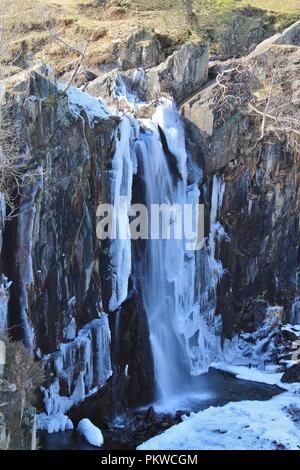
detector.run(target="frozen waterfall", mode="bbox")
[107,82,225,407]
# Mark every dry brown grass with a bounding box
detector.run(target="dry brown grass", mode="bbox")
[0,0,298,78]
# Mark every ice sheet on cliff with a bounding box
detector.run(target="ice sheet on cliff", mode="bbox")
[108,115,138,311]
[37,316,112,432]
[57,83,111,125]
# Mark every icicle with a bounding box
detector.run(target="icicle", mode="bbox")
[40,315,112,423]
[0,275,11,334]
[291,299,300,325]
[109,116,138,311]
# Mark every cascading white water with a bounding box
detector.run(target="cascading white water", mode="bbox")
[132,100,222,406]
[110,80,225,407]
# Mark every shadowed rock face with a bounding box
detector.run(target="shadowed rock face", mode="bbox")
[2,68,118,353]
[218,139,300,337]
[183,43,300,338]
[0,65,154,417]
[147,42,209,103]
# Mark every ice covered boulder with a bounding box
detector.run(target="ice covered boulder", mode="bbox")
[78,419,104,448]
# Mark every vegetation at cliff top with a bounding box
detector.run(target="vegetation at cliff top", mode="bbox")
[0,0,299,78]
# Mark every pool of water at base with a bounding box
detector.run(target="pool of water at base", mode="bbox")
[39,368,284,450]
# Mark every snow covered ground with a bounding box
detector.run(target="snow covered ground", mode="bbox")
[138,391,300,450]
[211,363,286,388]
[57,83,111,126]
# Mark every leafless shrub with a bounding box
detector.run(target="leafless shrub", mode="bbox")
[0,334,44,449]
[213,62,254,125]
[213,58,300,154]
[0,93,22,219]
[248,70,300,150]
[39,7,90,90]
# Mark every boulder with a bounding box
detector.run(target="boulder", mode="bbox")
[78,418,104,447]
[250,20,300,57]
[281,325,300,342]
[119,29,162,71]
[2,61,56,95]
[86,70,117,104]
[181,68,252,173]
[281,363,300,383]
[147,42,208,102]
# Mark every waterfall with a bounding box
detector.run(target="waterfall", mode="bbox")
[290,271,300,324]
[109,81,225,408]
[132,101,197,405]
[130,100,223,406]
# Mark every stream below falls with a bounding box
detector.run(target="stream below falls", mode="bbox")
[39,369,284,450]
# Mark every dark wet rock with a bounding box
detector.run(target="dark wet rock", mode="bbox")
[0,64,153,417]
[281,328,300,342]
[1,64,119,352]
[110,291,155,412]
[281,363,300,383]
[183,36,300,339]
[239,300,268,334]
[144,406,157,425]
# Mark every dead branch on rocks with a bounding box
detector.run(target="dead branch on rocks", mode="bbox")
[248,68,300,149]
[213,62,254,125]
[41,9,90,90]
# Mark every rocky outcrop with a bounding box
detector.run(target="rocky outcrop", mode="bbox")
[182,63,257,173]
[147,42,208,102]
[250,20,300,57]
[2,64,119,352]
[214,7,280,60]
[87,41,209,105]
[282,363,300,383]
[119,30,164,71]
[0,63,153,422]
[183,35,300,338]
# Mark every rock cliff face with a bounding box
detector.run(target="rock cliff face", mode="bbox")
[0,64,153,425]
[182,31,300,338]
[0,19,300,435]
[2,65,118,352]
[0,60,153,429]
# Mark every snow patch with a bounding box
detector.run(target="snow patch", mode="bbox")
[57,83,111,126]
[138,393,300,450]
